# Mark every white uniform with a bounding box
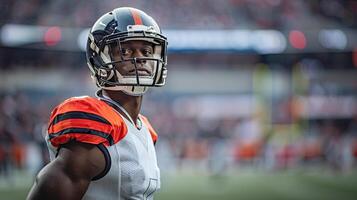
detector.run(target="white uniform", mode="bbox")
[46,95,160,200]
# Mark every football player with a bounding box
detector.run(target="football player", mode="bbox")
[27,7,167,200]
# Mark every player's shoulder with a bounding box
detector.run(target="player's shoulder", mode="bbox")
[62,95,96,103]
[48,96,128,147]
[139,114,158,143]
[55,96,102,110]
[49,95,128,126]
[50,95,109,118]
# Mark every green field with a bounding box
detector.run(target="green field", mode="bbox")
[1,170,357,200]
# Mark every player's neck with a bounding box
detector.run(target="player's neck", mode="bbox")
[102,90,143,124]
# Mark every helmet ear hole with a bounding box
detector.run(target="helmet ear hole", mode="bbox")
[91,55,105,68]
[89,57,95,66]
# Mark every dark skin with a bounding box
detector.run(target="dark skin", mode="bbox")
[26,142,105,200]
[27,40,153,200]
[113,40,154,77]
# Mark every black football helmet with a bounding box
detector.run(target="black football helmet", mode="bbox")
[86,7,168,96]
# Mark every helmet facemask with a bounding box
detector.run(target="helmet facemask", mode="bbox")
[90,28,167,96]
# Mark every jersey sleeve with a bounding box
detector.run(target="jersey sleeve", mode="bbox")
[140,114,158,144]
[47,97,123,147]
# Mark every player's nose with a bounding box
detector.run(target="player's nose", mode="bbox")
[132,49,143,57]
[132,49,146,64]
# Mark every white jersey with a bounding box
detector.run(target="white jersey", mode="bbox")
[46,95,160,200]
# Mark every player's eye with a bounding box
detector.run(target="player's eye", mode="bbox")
[142,48,153,56]
[121,48,132,56]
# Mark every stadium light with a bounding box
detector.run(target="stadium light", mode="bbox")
[289,30,306,49]
[318,29,347,50]
[0,24,44,46]
[78,28,90,51]
[44,26,62,46]
[251,30,286,54]
[164,29,286,53]
[1,24,356,53]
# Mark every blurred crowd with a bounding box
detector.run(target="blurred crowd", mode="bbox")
[0,92,52,180]
[149,96,357,174]
[0,0,356,29]
[1,0,357,185]
[1,88,357,179]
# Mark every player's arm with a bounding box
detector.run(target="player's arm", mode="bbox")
[26,141,106,200]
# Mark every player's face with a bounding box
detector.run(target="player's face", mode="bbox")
[110,40,155,77]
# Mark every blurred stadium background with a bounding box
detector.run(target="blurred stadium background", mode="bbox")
[1,0,357,199]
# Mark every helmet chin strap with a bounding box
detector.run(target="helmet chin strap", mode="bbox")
[102,85,148,96]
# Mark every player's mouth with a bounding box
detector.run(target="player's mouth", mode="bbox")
[127,68,152,76]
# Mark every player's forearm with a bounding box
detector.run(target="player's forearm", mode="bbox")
[27,162,90,200]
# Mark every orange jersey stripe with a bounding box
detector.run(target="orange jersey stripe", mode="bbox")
[49,118,112,135]
[140,115,158,143]
[50,133,109,147]
[49,98,107,125]
[48,96,128,146]
[130,9,143,25]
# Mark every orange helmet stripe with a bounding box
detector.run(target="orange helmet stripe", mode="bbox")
[130,9,143,25]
